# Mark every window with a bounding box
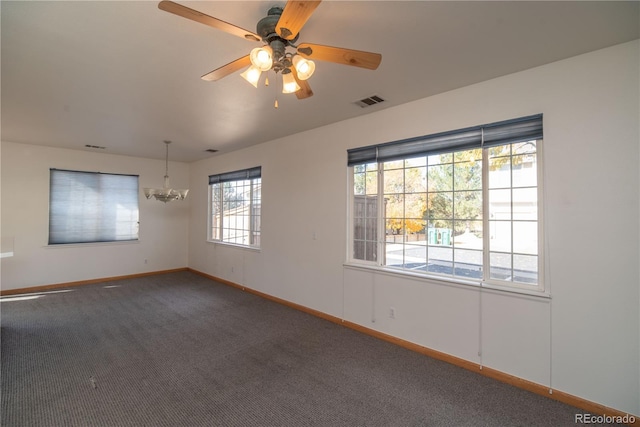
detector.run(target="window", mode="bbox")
[348,115,543,291]
[49,169,139,245]
[209,167,261,248]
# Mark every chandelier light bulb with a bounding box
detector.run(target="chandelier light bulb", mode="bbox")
[250,46,273,71]
[240,65,262,88]
[292,55,315,80]
[281,70,301,94]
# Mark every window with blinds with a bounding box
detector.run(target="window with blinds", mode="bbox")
[348,115,544,292]
[208,167,261,248]
[49,169,139,245]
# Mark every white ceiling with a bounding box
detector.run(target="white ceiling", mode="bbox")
[2,1,638,162]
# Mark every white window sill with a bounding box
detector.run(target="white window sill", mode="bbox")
[343,262,550,299]
[45,240,140,249]
[206,240,261,252]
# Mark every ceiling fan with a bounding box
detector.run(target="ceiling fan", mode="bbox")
[158,1,382,100]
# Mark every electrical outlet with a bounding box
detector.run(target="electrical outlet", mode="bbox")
[144,259,148,264]
[389,307,396,319]
[231,266,235,273]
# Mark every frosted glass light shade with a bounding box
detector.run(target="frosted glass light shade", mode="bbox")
[282,71,300,94]
[250,46,273,71]
[240,66,262,88]
[293,55,315,80]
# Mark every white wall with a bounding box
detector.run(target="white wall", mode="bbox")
[0,142,190,290]
[189,41,639,415]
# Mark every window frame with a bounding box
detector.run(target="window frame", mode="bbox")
[207,167,261,249]
[347,120,545,295]
[48,169,140,245]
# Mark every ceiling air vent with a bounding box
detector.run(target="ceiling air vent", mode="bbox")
[85,144,106,149]
[205,149,219,153]
[354,95,385,108]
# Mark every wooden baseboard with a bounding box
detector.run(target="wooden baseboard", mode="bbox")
[0,268,189,296]
[189,268,639,425]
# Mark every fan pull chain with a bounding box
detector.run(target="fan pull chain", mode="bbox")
[274,70,280,109]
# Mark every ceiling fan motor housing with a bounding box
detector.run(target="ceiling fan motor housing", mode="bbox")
[256,7,299,65]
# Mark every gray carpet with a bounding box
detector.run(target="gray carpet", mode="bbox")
[1,271,604,426]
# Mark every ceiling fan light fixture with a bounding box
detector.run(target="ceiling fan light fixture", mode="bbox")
[292,55,315,80]
[240,65,262,88]
[159,1,382,101]
[281,69,301,94]
[250,46,273,71]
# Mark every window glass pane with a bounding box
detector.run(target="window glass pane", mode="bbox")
[512,155,537,187]
[384,234,402,267]
[489,157,511,189]
[365,218,377,240]
[427,192,453,221]
[489,145,510,158]
[383,160,404,170]
[427,246,452,275]
[354,168,378,196]
[383,169,404,194]
[428,164,453,192]
[405,167,427,193]
[403,243,427,270]
[353,193,378,261]
[354,172,366,195]
[366,242,377,261]
[405,157,427,167]
[514,254,538,284]
[489,221,511,253]
[386,195,404,219]
[404,193,426,225]
[365,171,378,195]
[454,249,483,279]
[454,160,482,191]
[454,148,481,163]
[454,190,482,220]
[489,189,511,220]
[490,252,512,281]
[454,220,482,249]
[513,141,537,154]
[354,240,365,260]
[513,221,538,255]
[385,218,404,240]
[428,153,452,165]
[512,188,537,220]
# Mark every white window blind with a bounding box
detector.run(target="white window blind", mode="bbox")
[49,169,140,245]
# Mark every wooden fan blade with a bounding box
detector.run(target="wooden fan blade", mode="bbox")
[158,1,261,42]
[291,67,313,99]
[201,55,251,81]
[276,1,322,40]
[297,43,382,70]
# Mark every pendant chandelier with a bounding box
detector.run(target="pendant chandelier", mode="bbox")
[143,141,189,203]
